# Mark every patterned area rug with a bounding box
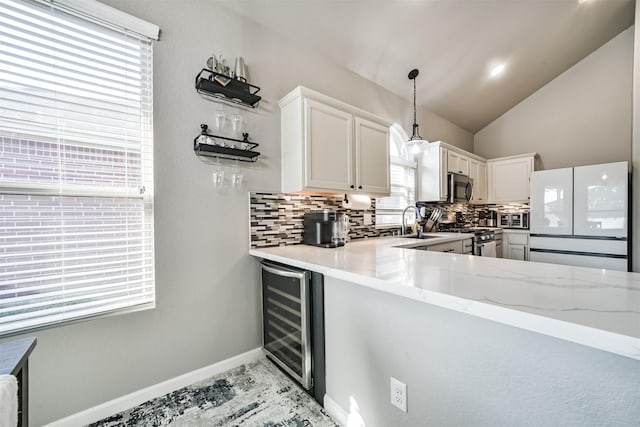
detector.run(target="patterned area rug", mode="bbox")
[89,357,337,426]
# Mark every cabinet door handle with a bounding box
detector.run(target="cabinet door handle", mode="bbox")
[350,185,355,189]
[358,185,362,189]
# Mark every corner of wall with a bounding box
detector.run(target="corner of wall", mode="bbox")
[632,2,639,272]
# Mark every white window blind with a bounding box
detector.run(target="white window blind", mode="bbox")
[376,157,416,226]
[0,0,155,335]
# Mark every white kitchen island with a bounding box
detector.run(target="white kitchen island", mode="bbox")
[250,236,640,426]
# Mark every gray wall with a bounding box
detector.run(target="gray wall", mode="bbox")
[633,1,640,273]
[3,1,470,424]
[474,27,633,170]
[325,277,640,426]
[419,108,473,152]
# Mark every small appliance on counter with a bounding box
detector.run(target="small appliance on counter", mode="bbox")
[487,210,498,227]
[478,211,487,227]
[499,211,529,229]
[303,211,349,248]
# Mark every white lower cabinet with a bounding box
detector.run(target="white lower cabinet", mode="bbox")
[426,238,472,254]
[503,230,530,261]
[426,240,461,253]
[462,238,473,255]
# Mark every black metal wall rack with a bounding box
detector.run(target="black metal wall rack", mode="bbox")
[193,124,260,162]
[195,68,261,109]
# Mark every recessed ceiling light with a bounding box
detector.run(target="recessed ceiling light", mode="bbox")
[490,64,505,78]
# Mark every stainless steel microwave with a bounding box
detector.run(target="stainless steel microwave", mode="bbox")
[447,173,473,203]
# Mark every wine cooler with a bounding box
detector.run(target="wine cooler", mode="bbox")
[260,260,325,403]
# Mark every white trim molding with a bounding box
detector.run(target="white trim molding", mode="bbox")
[43,348,264,427]
[323,394,348,427]
[51,0,160,39]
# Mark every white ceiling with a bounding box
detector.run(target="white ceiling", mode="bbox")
[218,0,634,133]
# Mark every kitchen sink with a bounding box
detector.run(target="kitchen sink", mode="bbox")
[405,234,441,239]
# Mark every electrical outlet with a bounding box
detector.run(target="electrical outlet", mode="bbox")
[390,376,407,412]
[363,212,372,225]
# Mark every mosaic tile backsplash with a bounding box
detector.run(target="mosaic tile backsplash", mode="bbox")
[250,192,398,248]
[249,192,529,249]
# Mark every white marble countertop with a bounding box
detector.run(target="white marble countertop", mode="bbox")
[250,236,640,360]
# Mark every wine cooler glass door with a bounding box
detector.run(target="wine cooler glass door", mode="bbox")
[261,261,312,389]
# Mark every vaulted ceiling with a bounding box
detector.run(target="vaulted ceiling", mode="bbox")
[219,0,634,133]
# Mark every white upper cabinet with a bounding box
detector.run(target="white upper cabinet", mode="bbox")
[279,86,390,196]
[417,142,448,202]
[303,98,353,192]
[447,150,469,176]
[573,161,628,238]
[469,159,487,203]
[530,168,573,235]
[488,153,536,203]
[354,117,390,194]
[418,141,487,203]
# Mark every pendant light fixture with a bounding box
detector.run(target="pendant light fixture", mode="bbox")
[407,68,428,153]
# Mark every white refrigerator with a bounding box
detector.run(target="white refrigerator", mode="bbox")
[529,161,629,271]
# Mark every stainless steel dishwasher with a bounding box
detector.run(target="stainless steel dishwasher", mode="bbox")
[260,260,325,403]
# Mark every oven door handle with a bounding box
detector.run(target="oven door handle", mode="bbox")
[474,237,496,256]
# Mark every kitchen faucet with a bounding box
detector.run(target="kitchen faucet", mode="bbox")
[401,205,419,236]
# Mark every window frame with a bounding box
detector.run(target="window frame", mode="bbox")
[375,124,417,228]
[0,0,157,337]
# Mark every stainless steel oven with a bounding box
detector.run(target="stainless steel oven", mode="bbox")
[260,261,325,403]
[430,227,497,256]
[473,229,497,256]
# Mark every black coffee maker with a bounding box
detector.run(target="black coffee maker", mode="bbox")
[303,211,348,248]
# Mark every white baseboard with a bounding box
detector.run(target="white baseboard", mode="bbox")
[44,347,264,427]
[323,394,348,427]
